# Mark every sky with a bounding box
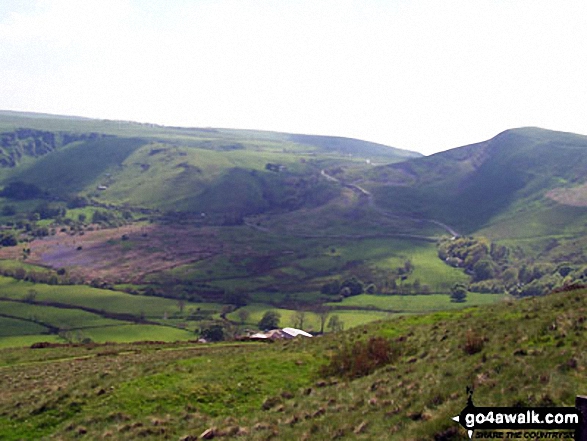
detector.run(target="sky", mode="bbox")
[1,0,587,155]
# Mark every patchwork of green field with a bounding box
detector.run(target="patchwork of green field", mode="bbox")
[0,276,226,347]
[0,277,206,318]
[0,299,125,328]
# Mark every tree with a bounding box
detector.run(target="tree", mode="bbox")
[0,231,18,246]
[24,289,37,303]
[340,276,364,296]
[403,259,413,274]
[472,259,496,282]
[237,309,250,325]
[293,309,306,329]
[200,323,225,342]
[1,205,16,216]
[327,314,344,332]
[450,283,468,303]
[320,280,340,295]
[315,306,330,334]
[258,310,281,330]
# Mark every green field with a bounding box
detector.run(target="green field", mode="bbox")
[79,324,194,343]
[0,300,125,329]
[329,292,504,311]
[0,316,48,337]
[0,277,223,346]
[0,277,198,318]
[0,334,62,349]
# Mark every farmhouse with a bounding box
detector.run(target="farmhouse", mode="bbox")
[249,327,313,340]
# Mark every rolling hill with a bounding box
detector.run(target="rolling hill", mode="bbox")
[0,111,419,216]
[364,127,587,237]
[1,111,587,439]
[0,111,586,347]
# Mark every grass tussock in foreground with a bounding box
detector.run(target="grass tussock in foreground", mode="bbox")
[1,288,587,440]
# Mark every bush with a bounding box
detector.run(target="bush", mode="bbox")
[450,283,468,302]
[0,233,18,246]
[258,310,281,330]
[320,336,397,379]
[463,329,484,355]
[200,323,225,342]
[340,276,364,296]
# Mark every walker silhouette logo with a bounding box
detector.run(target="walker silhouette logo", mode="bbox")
[451,387,581,439]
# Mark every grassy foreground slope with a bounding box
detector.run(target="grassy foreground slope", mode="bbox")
[1,287,586,440]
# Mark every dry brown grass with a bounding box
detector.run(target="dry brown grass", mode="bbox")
[0,224,223,284]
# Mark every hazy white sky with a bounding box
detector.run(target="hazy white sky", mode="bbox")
[1,0,586,155]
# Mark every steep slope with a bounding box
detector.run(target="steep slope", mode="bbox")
[0,111,417,216]
[366,127,587,236]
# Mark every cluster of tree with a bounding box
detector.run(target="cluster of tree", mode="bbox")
[0,266,67,285]
[66,196,89,209]
[199,322,227,342]
[438,236,587,296]
[30,202,66,220]
[320,276,368,298]
[321,269,432,297]
[0,230,18,246]
[250,308,344,334]
[91,210,117,224]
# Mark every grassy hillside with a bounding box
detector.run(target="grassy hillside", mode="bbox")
[366,127,587,236]
[1,111,587,350]
[1,287,586,440]
[0,111,417,216]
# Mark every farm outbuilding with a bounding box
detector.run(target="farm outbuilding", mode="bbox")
[248,328,313,340]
